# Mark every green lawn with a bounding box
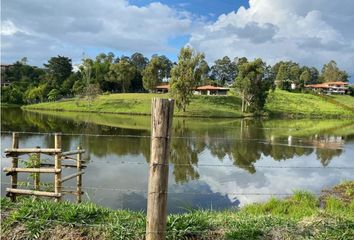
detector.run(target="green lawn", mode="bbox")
[265,90,354,117]
[24,93,245,118]
[1,181,353,239]
[330,95,354,109]
[23,91,354,118]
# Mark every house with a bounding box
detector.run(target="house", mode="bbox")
[153,84,230,96]
[154,84,170,93]
[194,85,230,96]
[305,81,349,94]
[1,64,13,87]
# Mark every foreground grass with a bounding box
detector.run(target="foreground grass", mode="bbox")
[1,182,353,240]
[23,91,354,118]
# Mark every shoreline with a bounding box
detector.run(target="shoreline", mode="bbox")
[22,106,354,119]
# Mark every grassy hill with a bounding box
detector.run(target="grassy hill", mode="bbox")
[23,90,354,118]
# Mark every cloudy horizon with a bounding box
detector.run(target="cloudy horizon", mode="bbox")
[1,0,353,80]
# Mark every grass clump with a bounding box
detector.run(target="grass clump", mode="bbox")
[1,181,354,239]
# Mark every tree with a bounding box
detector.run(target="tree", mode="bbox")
[142,57,161,91]
[320,60,349,82]
[47,89,61,101]
[233,58,271,113]
[84,83,102,106]
[299,70,311,87]
[210,56,236,85]
[107,59,136,92]
[275,64,288,89]
[44,56,73,88]
[170,47,205,112]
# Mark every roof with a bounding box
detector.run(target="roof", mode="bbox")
[196,85,230,90]
[305,81,349,88]
[155,84,170,89]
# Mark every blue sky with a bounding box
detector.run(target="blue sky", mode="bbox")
[1,0,353,81]
[130,0,249,20]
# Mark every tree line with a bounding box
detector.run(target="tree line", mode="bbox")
[1,47,351,113]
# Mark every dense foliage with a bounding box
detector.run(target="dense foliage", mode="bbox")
[1,49,351,113]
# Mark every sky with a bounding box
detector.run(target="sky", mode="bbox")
[1,0,354,80]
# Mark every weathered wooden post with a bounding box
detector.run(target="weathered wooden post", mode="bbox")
[76,145,82,203]
[54,133,62,202]
[146,98,174,240]
[10,132,19,201]
[34,146,41,191]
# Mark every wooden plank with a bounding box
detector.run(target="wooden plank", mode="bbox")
[146,98,174,240]
[62,149,85,156]
[40,163,87,169]
[4,167,61,173]
[6,188,61,197]
[5,148,61,157]
[60,171,85,183]
[54,133,62,202]
[10,132,19,201]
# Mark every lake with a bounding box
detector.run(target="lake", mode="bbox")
[1,107,354,213]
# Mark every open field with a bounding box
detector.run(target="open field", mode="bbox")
[1,181,353,240]
[23,93,245,118]
[23,90,354,118]
[264,90,354,117]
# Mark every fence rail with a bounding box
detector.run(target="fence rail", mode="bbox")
[2,132,85,203]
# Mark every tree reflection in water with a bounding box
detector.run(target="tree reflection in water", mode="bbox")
[2,107,354,184]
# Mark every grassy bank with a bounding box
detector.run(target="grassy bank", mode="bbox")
[23,90,354,118]
[1,181,353,240]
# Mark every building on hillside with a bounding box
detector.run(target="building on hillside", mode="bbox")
[1,64,14,87]
[305,81,349,94]
[1,64,13,71]
[154,84,170,93]
[194,85,230,96]
[153,84,230,95]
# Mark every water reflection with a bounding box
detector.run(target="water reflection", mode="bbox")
[1,107,354,212]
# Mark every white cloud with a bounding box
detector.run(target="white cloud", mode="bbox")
[1,0,197,65]
[189,0,354,75]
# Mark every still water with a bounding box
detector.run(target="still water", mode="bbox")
[1,107,354,213]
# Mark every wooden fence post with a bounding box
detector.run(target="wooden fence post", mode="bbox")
[76,145,82,203]
[54,133,62,202]
[10,132,19,201]
[34,146,41,191]
[146,98,174,240]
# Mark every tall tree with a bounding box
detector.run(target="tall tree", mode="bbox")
[107,59,136,93]
[142,57,161,91]
[170,47,205,112]
[275,64,288,89]
[299,70,311,87]
[44,55,73,88]
[234,59,271,113]
[210,56,236,85]
[320,60,349,82]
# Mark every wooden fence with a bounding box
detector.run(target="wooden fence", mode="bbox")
[4,133,85,202]
[3,98,174,240]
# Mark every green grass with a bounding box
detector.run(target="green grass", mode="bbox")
[2,182,354,239]
[330,95,354,109]
[22,91,354,118]
[265,90,354,117]
[23,93,245,118]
